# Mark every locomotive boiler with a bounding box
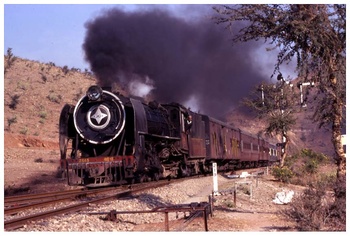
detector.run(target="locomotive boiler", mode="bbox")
[59,85,280,187]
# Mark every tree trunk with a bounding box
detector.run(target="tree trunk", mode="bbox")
[332,96,346,185]
[279,134,289,167]
[328,62,346,186]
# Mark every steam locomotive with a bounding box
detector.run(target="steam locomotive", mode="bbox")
[59,85,280,186]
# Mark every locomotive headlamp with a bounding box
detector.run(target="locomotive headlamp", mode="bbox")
[87,86,103,101]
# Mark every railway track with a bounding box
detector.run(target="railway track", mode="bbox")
[5,188,86,205]
[4,186,129,215]
[4,180,172,230]
[4,169,265,231]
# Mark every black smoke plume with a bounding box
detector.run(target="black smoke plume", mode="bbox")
[83,6,265,119]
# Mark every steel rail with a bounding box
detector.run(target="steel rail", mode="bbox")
[4,188,87,204]
[5,195,76,215]
[4,185,134,209]
[4,185,130,205]
[4,181,171,230]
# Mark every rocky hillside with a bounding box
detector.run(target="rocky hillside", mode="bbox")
[4,56,97,142]
[4,55,334,156]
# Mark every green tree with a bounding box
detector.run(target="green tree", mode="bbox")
[214,3,345,193]
[244,78,298,167]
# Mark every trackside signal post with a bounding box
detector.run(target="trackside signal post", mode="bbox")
[212,162,219,196]
[260,74,315,161]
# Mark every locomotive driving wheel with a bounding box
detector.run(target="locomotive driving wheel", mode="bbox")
[179,162,190,177]
[152,172,160,181]
[138,174,148,183]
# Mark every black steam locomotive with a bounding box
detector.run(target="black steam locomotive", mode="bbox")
[59,85,280,186]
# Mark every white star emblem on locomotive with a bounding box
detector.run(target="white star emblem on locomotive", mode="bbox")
[87,104,111,130]
[91,107,108,124]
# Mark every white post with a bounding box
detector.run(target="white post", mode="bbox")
[212,162,219,196]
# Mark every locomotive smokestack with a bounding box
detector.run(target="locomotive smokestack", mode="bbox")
[83,6,265,119]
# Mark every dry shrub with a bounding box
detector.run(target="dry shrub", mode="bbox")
[283,180,345,231]
[326,177,346,231]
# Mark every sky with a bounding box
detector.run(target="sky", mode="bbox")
[3,3,153,70]
[2,2,238,71]
[2,2,300,73]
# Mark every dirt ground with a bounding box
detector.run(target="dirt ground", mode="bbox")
[4,132,299,232]
[4,133,67,195]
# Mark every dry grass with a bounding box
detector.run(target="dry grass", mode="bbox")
[4,56,96,141]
